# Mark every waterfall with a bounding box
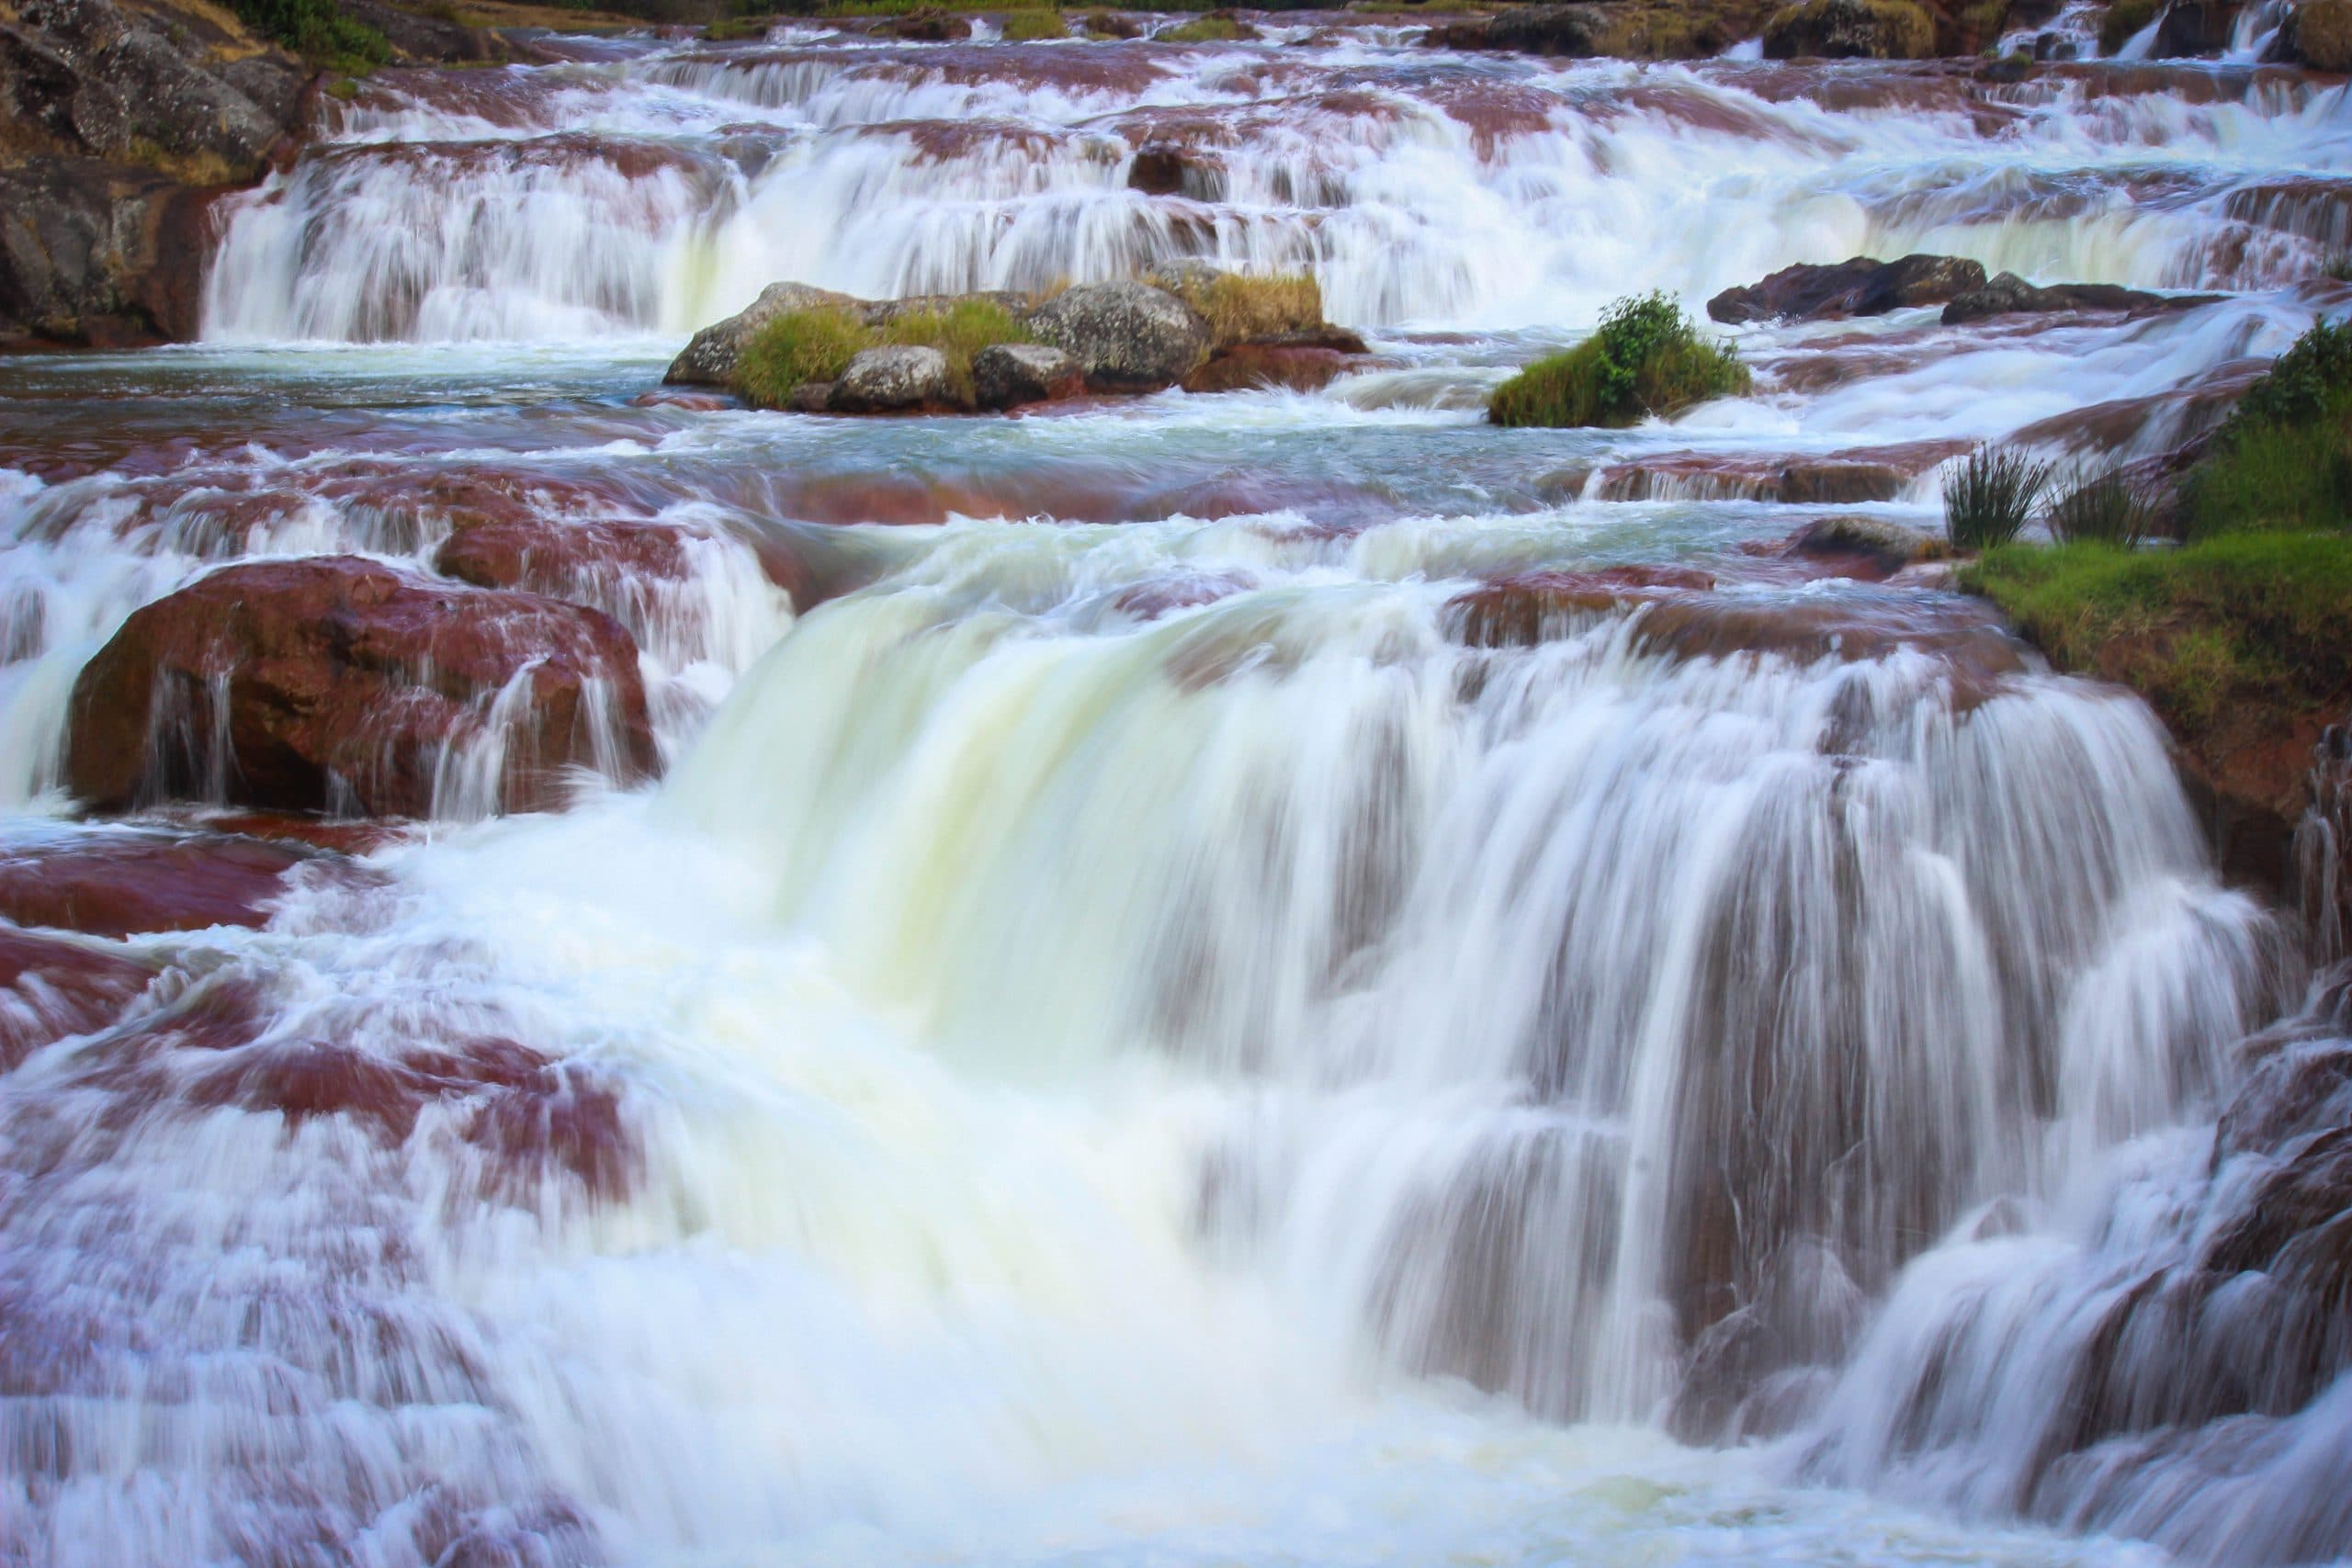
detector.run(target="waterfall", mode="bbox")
[7,17,2352,1568]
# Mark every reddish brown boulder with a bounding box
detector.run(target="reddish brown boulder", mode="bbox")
[1182,344,1355,394]
[0,829,321,938]
[1597,440,1969,505]
[0,926,153,1069]
[65,558,658,819]
[1706,254,1987,324]
[434,515,695,597]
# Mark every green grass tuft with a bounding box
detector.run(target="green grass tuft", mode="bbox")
[1487,291,1749,429]
[1942,444,2052,550]
[232,0,390,71]
[1159,14,1246,40]
[1148,268,1322,349]
[738,307,875,408]
[877,299,1035,402]
[2044,464,2155,547]
[2182,319,2352,538]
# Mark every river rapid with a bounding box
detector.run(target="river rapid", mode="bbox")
[2,16,2350,1568]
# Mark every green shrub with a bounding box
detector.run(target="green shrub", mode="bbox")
[2183,319,2352,537]
[1962,533,2352,737]
[1942,444,2052,550]
[738,307,876,407]
[1000,8,1069,37]
[1487,291,1749,429]
[232,0,390,70]
[2098,0,2160,51]
[1159,14,1246,40]
[2045,465,2156,546]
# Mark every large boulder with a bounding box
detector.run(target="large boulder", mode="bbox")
[1027,281,1211,392]
[1762,0,1936,58]
[1708,254,1988,324]
[973,342,1085,410]
[1942,271,2222,324]
[829,344,956,412]
[662,280,861,388]
[65,558,658,820]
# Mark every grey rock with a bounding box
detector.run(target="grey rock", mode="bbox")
[972,342,1084,410]
[1027,281,1209,392]
[663,281,861,387]
[830,344,955,412]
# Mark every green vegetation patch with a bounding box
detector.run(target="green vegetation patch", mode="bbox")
[2183,319,2352,538]
[999,7,1069,37]
[1149,268,1321,349]
[736,299,1035,408]
[1962,533,2352,742]
[232,0,390,70]
[1488,291,1750,429]
[2099,0,2161,52]
[1159,13,1247,41]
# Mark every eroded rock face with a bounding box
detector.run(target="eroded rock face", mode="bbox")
[1707,254,1988,324]
[973,341,1085,410]
[1763,0,1936,58]
[65,558,659,820]
[1943,271,2222,324]
[1027,280,1211,392]
[0,828,323,938]
[1181,343,1355,394]
[0,0,305,345]
[831,344,956,412]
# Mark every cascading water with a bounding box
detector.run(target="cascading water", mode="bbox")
[6,16,2352,1568]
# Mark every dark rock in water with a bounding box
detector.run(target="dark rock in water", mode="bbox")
[1028,280,1210,392]
[1464,4,1618,56]
[1942,271,2223,324]
[787,379,835,414]
[1708,254,1988,324]
[973,342,1085,410]
[1763,0,1937,58]
[1181,343,1355,394]
[2153,0,2243,54]
[1784,514,1949,578]
[65,557,659,820]
[663,281,860,388]
[1596,439,1972,506]
[1127,140,1222,198]
[831,344,957,412]
[435,514,697,599]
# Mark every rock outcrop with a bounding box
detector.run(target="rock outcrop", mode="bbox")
[1708,254,1988,324]
[663,281,861,388]
[830,344,958,412]
[65,558,658,819]
[973,342,1085,410]
[1941,271,2223,324]
[1762,0,1937,58]
[1025,280,1212,392]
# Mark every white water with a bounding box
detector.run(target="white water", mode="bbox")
[5,18,2352,1568]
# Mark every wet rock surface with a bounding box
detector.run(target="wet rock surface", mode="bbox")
[1027,280,1213,392]
[973,342,1086,410]
[1708,254,1988,323]
[65,557,659,819]
[1942,270,2225,323]
[831,344,956,412]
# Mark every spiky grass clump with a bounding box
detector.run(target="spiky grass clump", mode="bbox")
[1488,291,1750,429]
[737,308,875,408]
[2045,465,2156,546]
[1942,444,2052,550]
[1150,269,1322,349]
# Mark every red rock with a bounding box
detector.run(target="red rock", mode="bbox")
[0,927,153,1070]
[1181,344,1354,394]
[1448,566,1717,647]
[65,557,658,819]
[434,515,694,597]
[1597,440,1971,505]
[0,829,320,938]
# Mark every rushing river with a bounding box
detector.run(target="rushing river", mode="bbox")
[3,17,2350,1568]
